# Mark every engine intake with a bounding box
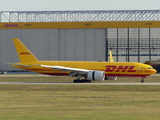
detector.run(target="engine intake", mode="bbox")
[87,71,105,81]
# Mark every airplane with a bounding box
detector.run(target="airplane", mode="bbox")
[11,38,156,83]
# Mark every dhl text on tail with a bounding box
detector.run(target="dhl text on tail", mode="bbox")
[11,38,156,83]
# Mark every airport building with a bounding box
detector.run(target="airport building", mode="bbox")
[0,10,160,71]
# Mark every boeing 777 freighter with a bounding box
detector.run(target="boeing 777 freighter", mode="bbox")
[11,38,156,83]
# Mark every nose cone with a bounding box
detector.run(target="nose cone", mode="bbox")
[144,69,157,75]
[152,69,157,74]
[149,69,157,74]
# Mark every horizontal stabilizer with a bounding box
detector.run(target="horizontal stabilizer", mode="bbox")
[8,63,31,67]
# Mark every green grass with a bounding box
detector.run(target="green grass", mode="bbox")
[0,85,160,120]
[0,76,160,120]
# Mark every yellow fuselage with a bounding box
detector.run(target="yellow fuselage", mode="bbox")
[13,61,156,78]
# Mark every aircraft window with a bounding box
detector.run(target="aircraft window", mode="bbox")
[148,67,154,69]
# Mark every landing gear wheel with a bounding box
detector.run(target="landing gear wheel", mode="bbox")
[141,79,144,83]
[73,79,91,83]
[73,79,79,83]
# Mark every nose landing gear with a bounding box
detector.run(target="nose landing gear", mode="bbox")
[141,78,144,83]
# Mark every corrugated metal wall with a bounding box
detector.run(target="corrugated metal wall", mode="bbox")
[0,29,105,70]
[107,28,160,63]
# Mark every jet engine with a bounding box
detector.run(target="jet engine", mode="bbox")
[87,71,105,81]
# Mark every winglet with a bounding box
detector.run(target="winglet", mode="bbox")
[109,50,114,62]
[12,38,39,63]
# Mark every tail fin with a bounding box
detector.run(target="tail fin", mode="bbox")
[109,50,114,62]
[12,38,38,63]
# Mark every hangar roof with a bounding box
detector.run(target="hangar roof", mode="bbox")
[1,10,160,22]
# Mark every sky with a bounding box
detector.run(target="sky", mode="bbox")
[0,0,160,11]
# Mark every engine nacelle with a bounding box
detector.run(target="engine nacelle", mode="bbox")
[105,77,117,80]
[87,71,105,81]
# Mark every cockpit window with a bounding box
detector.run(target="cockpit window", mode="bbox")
[148,67,154,69]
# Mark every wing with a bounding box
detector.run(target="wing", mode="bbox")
[40,65,89,77]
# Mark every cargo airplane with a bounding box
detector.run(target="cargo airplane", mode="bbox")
[11,38,156,83]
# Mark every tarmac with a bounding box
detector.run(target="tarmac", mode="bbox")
[0,82,160,85]
[0,74,159,85]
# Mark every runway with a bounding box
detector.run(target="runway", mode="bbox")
[0,74,160,77]
[0,74,159,85]
[0,82,160,85]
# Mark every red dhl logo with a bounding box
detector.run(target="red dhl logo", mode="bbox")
[105,66,137,72]
[19,52,31,55]
[2,24,21,27]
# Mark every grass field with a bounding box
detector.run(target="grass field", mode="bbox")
[0,75,160,120]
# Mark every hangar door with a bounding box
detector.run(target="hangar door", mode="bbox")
[0,29,105,70]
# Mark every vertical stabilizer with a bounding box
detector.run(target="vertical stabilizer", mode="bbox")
[109,50,114,62]
[12,38,38,63]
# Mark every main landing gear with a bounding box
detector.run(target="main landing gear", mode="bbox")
[73,79,91,83]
